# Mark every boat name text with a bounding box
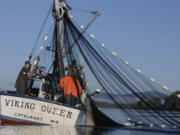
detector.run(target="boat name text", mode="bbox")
[5,99,73,119]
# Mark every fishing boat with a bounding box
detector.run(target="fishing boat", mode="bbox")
[0,0,119,127]
[0,93,84,126]
[0,0,180,132]
[0,0,91,126]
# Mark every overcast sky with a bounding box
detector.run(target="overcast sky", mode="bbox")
[0,0,179,91]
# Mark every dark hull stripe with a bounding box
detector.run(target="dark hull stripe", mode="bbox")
[1,115,48,126]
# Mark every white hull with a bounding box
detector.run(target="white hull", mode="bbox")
[0,94,85,126]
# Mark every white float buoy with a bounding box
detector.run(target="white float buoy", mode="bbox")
[112,52,117,56]
[101,43,105,47]
[162,85,168,91]
[80,25,84,29]
[124,61,128,65]
[44,35,48,41]
[136,69,142,74]
[150,78,155,82]
[123,122,131,127]
[161,124,166,128]
[127,117,131,121]
[40,46,43,51]
[82,68,85,72]
[174,126,177,128]
[90,34,95,39]
[150,123,154,127]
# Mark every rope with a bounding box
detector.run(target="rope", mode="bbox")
[29,0,54,57]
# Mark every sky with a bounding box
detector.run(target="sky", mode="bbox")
[0,0,179,91]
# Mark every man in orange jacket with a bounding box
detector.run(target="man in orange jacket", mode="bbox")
[60,64,82,106]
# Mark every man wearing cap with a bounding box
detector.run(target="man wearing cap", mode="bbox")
[15,61,33,95]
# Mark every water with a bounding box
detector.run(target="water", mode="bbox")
[0,105,179,135]
[0,126,179,135]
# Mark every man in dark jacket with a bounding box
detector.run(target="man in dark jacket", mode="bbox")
[14,61,32,95]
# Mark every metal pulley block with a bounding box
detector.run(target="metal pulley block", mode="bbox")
[52,0,68,20]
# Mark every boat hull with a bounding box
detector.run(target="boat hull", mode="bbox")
[0,93,85,126]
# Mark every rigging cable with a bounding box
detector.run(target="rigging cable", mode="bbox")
[29,0,54,58]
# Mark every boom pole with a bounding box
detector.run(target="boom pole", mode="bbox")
[67,11,100,53]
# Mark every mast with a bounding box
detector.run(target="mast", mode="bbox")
[55,20,65,78]
[52,0,68,78]
[52,0,97,126]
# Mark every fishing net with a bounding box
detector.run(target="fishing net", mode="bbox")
[29,9,180,131]
[62,14,180,130]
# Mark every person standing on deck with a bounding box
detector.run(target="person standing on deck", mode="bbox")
[14,61,33,95]
[60,63,83,106]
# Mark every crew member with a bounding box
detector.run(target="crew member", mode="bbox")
[60,64,82,106]
[14,61,33,95]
